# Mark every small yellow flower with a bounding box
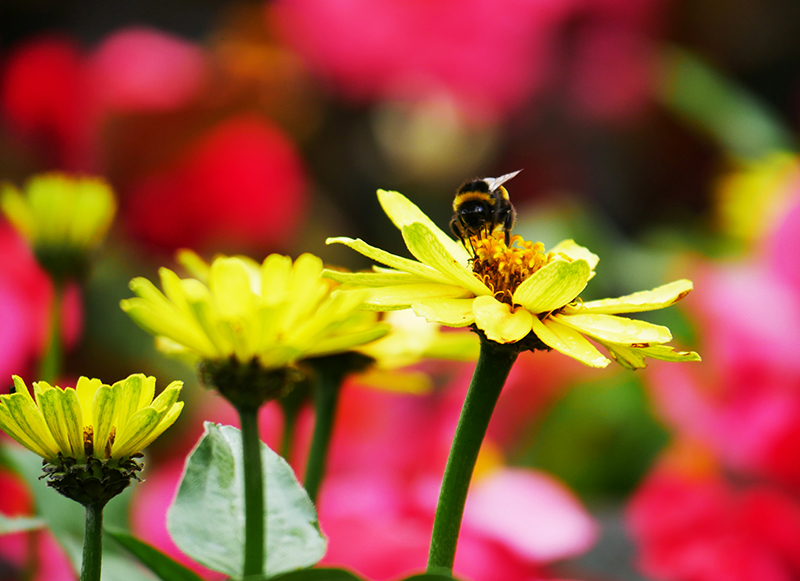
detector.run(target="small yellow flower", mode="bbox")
[1,174,116,278]
[120,252,391,371]
[325,189,700,369]
[0,374,183,463]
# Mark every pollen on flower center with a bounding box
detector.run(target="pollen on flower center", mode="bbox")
[470,232,555,304]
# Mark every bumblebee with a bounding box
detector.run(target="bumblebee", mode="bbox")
[450,170,521,248]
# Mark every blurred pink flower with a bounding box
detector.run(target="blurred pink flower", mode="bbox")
[123,114,307,253]
[628,467,800,581]
[0,225,82,382]
[86,27,208,114]
[133,374,595,580]
[272,0,670,122]
[647,194,800,489]
[273,0,573,121]
[0,28,209,171]
[317,383,597,580]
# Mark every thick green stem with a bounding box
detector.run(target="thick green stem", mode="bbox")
[303,359,348,505]
[427,339,519,574]
[80,502,105,581]
[39,281,63,383]
[237,405,265,578]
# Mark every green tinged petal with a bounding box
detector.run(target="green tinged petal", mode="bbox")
[321,269,427,287]
[36,385,84,460]
[513,259,591,314]
[564,279,694,315]
[402,222,491,296]
[0,393,60,460]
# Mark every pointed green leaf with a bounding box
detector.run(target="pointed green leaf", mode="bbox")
[107,529,205,581]
[167,423,326,578]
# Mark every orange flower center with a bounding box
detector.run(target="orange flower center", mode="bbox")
[470,232,555,304]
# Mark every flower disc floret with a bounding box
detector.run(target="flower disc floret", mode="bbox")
[325,189,700,369]
[0,374,183,464]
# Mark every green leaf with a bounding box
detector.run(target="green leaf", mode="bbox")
[107,529,205,581]
[167,422,326,578]
[268,568,364,580]
[0,513,46,533]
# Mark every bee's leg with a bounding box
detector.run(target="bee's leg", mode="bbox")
[502,211,515,246]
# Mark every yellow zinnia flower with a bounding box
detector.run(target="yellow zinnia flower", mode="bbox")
[120,252,391,371]
[0,374,183,463]
[325,189,700,369]
[1,173,116,279]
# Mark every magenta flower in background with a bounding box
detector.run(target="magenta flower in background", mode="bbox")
[628,464,800,581]
[0,225,82,381]
[272,0,670,122]
[86,27,208,114]
[627,183,800,581]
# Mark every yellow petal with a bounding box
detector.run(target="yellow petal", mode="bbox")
[112,407,160,459]
[563,279,694,315]
[513,259,591,314]
[176,249,210,282]
[76,377,102,428]
[472,296,534,343]
[361,283,473,310]
[530,317,609,368]
[322,269,427,286]
[92,385,116,458]
[412,298,476,327]
[130,401,184,455]
[377,189,470,264]
[554,313,672,345]
[207,258,256,319]
[260,253,293,305]
[402,222,491,296]
[326,236,453,285]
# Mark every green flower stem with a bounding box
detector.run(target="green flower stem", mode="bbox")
[39,281,63,383]
[80,501,105,581]
[278,380,311,461]
[427,338,519,575]
[303,358,349,505]
[303,353,371,504]
[236,405,265,579]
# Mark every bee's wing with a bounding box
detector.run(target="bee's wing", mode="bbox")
[484,169,522,193]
